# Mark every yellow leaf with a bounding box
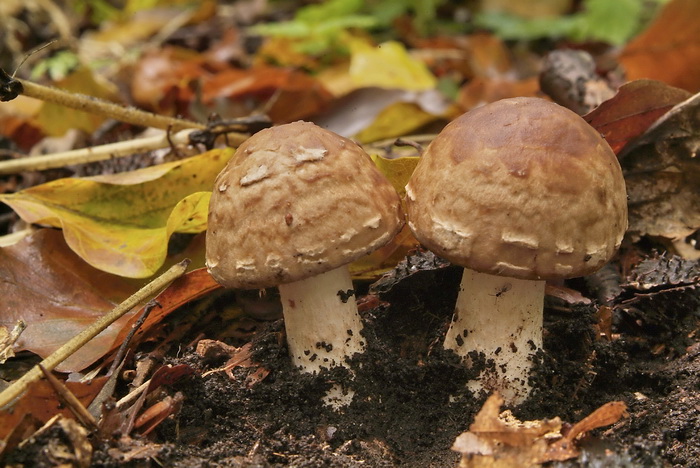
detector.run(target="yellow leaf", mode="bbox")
[370,152,419,198]
[349,225,417,280]
[349,153,421,280]
[0,148,233,278]
[349,40,437,91]
[35,67,119,136]
[354,101,437,143]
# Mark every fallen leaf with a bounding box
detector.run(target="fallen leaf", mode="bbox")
[348,153,421,279]
[133,392,184,435]
[452,394,628,466]
[353,102,439,143]
[0,376,108,439]
[202,66,333,123]
[618,92,700,241]
[0,148,233,277]
[313,87,452,139]
[350,225,418,281]
[89,1,215,46]
[564,401,627,442]
[584,80,691,154]
[453,393,559,467]
[130,46,212,116]
[0,321,26,364]
[369,153,419,198]
[108,268,222,359]
[0,229,137,371]
[0,95,43,151]
[349,40,437,91]
[619,0,700,93]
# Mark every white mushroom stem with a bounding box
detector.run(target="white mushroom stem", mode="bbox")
[444,269,544,406]
[277,265,366,374]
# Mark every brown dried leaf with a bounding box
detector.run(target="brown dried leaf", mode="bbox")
[453,394,628,466]
[0,230,137,372]
[620,0,700,93]
[199,342,270,386]
[0,376,108,439]
[564,401,627,442]
[0,230,220,373]
[545,284,592,305]
[133,392,184,436]
[584,80,691,154]
[202,66,333,123]
[107,266,222,359]
[619,92,700,241]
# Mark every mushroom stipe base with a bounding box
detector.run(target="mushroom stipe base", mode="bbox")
[445,268,544,405]
[278,266,366,375]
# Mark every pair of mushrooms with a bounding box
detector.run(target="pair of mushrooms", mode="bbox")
[205,97,628,406]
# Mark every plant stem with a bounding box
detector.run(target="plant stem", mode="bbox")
[0,259,190,409]
[19,78,205,132]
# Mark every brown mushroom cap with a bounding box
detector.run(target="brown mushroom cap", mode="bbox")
[405,97,628,281]
[206,121,404,289]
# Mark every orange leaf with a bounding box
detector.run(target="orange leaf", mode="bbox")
[202,67,333,122]
[620,0,700,92]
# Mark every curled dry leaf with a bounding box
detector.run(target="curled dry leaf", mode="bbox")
[198,341,270,386]
[584,79,691,154]
[0,320,25,364]
[618,91,700,243]
[452,393,627,467]
[133,392,184,436]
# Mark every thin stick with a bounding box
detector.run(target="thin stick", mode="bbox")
[115,379,150,410]
[0,259,190,409]
[18,79,205,132]
[106,299,161,377]
[38,364,98,431]
[0,129,194,175]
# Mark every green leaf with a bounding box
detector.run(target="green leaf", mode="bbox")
[572,0,643,45]
[0,148,233,278]
[475,0,653,45]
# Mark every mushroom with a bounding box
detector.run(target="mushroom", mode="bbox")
[206,121,403,405]
[405,97,627,405]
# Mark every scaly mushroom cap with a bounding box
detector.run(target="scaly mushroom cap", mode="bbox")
[406,97,628,281]
[206,121,404,289]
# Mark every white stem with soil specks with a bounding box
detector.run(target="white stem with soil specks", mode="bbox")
[278,266,366,407]
[444,269,544,406]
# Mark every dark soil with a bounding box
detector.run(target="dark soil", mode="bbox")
[8,252,700,467]
[158,254,700,466]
